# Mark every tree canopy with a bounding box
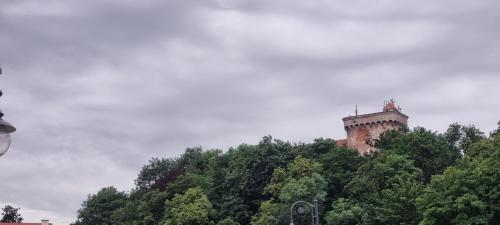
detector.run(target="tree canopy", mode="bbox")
[1,204,23,223]
[72,122,500,225]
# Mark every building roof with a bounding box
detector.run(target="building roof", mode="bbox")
[0,223,53,225]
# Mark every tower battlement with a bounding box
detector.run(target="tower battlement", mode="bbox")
[337,100,408,154]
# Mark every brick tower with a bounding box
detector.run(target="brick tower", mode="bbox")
[336,100,408,154]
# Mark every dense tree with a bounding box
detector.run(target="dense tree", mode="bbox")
[373,177,423,225]
[466,130,500,159]
[111,200,139,225]
[216,136,296,224]
[298,138,337,158]
[445,123,486,156]
[490,120,500,137]
[331,153,424,225]
[417,134,500,225]
[72,121,500,225]
[326,198,366,225]
[1,204,23,223]
[252,156,327,225]
[376,127,459,182]
[319,146,363,207]
[346,153,422,201]
[180,148,222,173]
[72,187,127,225]
[161,187,216,225]
[216,217,240,225]
[166,172,213,199]
[136,190,168,225]
[135,158,183,192]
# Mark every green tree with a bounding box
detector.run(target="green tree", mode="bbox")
[181,148,222,173]
[373,177,423,225]
[319,146,363,208]
[162,187,216,225]
[417,135,500,225]
[337,153,423,225]
[166,172,213,199]
[73,121,500,225]
[466,130,500,160]
[376,127,458,182]
[73,187,127,225]
[298,138,337,159]
[135,158,183,192]
[217,217,240,225]
[250,200,281,225]
[111,200,139,225]
[1,204,23,223]
[346,153,422,201]
[216,136,295,224]
[490,120,500,137]
[252,156,327,225]
[325,198,366,225]
[136,190,168,225]
[445,123,486,156]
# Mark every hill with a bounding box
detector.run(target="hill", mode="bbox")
[71,122,500,225]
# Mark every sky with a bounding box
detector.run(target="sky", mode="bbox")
[0,0,499,224]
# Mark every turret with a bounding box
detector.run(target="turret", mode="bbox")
[338,100,408,154]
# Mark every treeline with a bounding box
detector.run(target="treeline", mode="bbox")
[1,204,23,223]
[71,122,500,225]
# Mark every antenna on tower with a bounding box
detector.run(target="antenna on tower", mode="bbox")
[355,104,358,116]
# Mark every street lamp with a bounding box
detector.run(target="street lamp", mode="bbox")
[0,67,16,157]
[289,199,320,225]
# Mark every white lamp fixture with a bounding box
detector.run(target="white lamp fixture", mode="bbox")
[0,67,16,157]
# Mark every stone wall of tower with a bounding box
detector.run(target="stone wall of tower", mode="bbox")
[342,111,408,154]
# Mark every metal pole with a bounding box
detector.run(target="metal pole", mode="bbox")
[314,199,320,225]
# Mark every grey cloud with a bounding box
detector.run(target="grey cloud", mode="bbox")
[1,0,500,224]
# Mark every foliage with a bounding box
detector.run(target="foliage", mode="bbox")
[417,135,500,225]
[137,190,168,225]
[250,200,281,225]
[73,187,127,225]
[445,123,486,156]
[217,217,240,225]
[376,127,460,182]
[252,156,327,225]
[166,172,213,199]
[161,187,216,225]
[330,152,424,225]
[489,120,500,137]
[135,158,183,192]
[214,136,296,224]
[319,146,363,208]
[373,177,424,225]
[110,200,139,225]
[345,152,422,201]
[1,204,23,223]
[325,198,366,225]
[72,122,500,225]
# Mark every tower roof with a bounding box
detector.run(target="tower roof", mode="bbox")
[383,99,400,112]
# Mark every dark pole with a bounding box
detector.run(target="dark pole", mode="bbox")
[314,199,320,225]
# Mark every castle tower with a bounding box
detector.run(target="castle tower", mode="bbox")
[337,100,408,154]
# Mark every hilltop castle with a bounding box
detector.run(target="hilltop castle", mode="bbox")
[336,100,408,154]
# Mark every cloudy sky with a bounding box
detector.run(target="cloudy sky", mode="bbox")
[1,0,499,224]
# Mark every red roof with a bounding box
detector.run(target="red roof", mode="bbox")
[0,223,53,225]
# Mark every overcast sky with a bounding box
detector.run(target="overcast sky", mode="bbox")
[1,0,499,224]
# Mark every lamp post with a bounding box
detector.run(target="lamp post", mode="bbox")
[0,67,16,157]
[289,199,320,225]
